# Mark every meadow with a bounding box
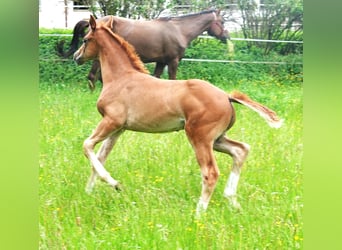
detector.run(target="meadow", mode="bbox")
[39,72,303,249]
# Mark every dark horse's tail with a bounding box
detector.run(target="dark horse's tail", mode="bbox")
[56,19,89,58]
[228,91,283,128]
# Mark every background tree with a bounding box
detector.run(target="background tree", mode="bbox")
[85,0,166,19]
[87,0,228,19]
[237,0,303,54]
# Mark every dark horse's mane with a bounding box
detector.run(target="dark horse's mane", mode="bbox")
[56,19,89,58]
[157,9,217,21]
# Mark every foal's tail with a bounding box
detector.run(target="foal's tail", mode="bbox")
[228,91,283,128]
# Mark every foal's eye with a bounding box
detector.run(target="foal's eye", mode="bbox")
[83,39,88,44]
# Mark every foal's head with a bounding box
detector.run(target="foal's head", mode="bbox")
[73,15,113,65]
[207,10,230,43]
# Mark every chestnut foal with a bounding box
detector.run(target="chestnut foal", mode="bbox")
[73,15,283,215]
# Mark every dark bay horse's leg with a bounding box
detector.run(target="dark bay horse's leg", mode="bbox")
[87,60,101,91]
[213,135,250,209]
[86,131,124,192]
[153,62,166,78]
[167,58,179,80]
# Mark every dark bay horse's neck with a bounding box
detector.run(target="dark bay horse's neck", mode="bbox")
[172,12,215,44]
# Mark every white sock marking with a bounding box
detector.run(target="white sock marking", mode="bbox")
[224,171,240,197]
[196,197,209,216]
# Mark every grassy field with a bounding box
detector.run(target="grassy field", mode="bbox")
[39,78,303,249]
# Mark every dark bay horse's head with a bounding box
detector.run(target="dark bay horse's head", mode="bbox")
[207,10,230,43]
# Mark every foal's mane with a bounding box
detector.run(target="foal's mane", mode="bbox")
[100,24,149,74]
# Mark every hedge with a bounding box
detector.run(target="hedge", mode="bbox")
[39,32,302,88]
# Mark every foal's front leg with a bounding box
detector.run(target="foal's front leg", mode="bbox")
[86,131,123,192]
[83,117,123,192]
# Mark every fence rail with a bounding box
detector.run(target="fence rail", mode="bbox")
[182,58,302,65]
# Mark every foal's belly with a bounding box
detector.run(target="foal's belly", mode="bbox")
[125,117,185,133]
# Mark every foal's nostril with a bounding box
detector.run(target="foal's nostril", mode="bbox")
[73,52,78,62]
[73,51,84,65]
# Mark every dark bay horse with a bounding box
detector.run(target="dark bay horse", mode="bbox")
[58,9,229,90]
[73,15,283,215]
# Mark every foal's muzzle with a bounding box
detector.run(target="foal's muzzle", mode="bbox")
[73,49,85,65]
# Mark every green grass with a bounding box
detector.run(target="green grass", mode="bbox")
[39,79,303,249]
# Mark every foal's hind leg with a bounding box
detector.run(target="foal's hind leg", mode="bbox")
[86,131,123,192]
[186,131,220,215]
[194,143,220,215]
[83,117,123,192]
[214,136,250,209]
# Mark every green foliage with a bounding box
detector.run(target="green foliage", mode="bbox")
[180,37,302,87]
[39,35,92,83]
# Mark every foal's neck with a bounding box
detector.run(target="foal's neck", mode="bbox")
[97,32,136,84]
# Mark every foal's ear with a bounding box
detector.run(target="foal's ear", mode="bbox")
[89,15,97,31]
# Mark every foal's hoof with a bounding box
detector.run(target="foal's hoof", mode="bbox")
[225,195,243,211]
[113,183,123,192]
[85,184,95,194]
[85,187,93,194]
[231,201,242,212]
